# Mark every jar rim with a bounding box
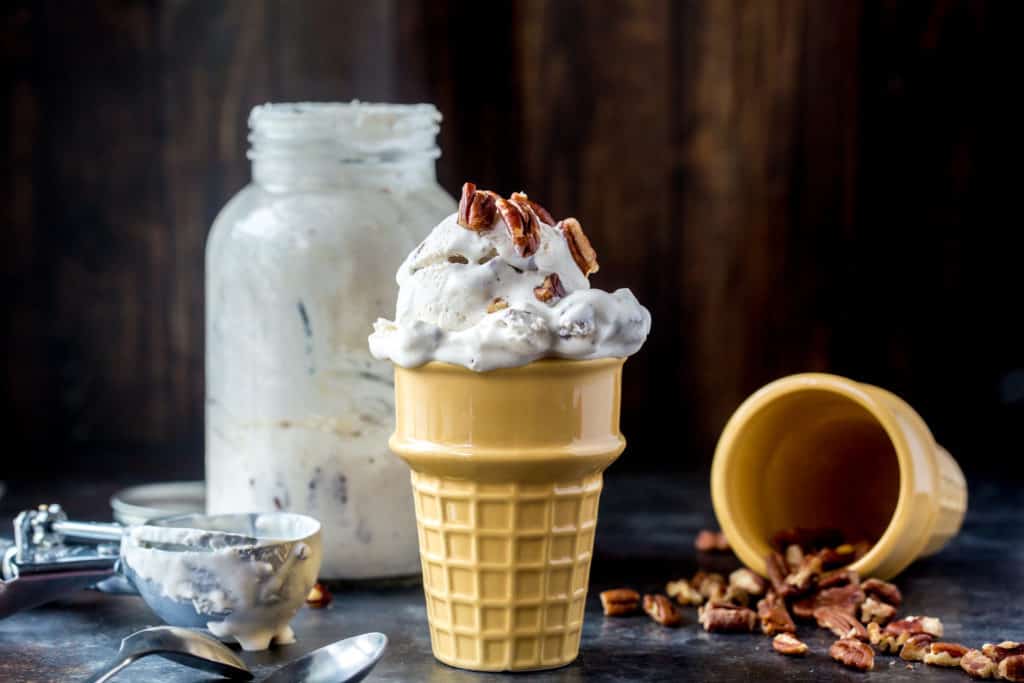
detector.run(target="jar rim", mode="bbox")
[248,100,442,163]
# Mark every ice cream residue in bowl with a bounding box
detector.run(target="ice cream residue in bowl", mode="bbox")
[120,512,321,651]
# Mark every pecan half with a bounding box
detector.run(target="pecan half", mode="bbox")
[830,637,875,671]
[486,297,508,313]
[306,582,333,608]
[899,633,935,662]
[819,568,860,590]
[698,601,757,633]
[814,583,866,617]
[722,585,749,608]
[773,632,808,656]
[730,568,767,597]
[692,571,727,601]
[923,642,969,667]
[961,649,998,679]
[509,191,555,225]
[757,592,796,635]
[695,529,731,553]
[457,182,498,231]
[886,615,943,639]
[784,544,804,571]
[860,596,897,625]
[861,577,902,607]
[533,273,566,302]
[495,196,540,257]
[1000,656,1024,683]
[558,218,599,277]
[600,588,640,616]
[643,594,682,627]
[791,595,817,621]
[784,553,823,598]
[815,606,868,641]
[666,578,704,606]
[766,551,790,595]
[982,641,1024,663]
[818,544,858,569]
[868,621,904,653]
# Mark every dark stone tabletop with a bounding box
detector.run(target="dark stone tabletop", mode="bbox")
[0,471,1021,682]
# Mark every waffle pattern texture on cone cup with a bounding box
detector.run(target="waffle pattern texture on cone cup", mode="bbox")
[388,358,627,671]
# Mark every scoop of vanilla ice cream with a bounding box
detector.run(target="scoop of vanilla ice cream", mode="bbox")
[369,201,650,371]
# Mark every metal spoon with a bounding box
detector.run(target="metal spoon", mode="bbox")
[262,632,388,683]
[83,625,252,682]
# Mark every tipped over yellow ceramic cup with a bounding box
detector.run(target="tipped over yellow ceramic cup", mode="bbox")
[389,358,626,672]
[711,373,967,581]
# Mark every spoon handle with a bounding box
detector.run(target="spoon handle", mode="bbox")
[81,655,135,683]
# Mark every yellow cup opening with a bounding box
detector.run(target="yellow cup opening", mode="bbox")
[718,387,902,567]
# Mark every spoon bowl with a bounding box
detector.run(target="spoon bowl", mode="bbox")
[262,632,388,683]
[84,625,252,683]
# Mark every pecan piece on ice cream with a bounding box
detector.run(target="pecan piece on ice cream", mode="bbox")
[457,182,497,231]
[533,273,567,303]
[510,191,555,225]
[558,218,600,277]
[495,195,540,257]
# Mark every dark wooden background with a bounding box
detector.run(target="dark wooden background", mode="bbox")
[2,0,1020,480]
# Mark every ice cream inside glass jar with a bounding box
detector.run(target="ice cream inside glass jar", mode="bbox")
[205,102,456,580]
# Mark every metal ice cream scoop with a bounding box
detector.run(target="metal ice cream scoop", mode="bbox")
[2,504,322,651]
[82,625,252,682]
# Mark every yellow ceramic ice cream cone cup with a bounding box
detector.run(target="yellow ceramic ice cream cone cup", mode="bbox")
[389,358,626,672]
[711,373,967,581]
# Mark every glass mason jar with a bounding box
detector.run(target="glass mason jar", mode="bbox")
[205,102,456,580]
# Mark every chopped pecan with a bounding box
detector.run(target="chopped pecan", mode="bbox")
[819,568,860,590]
[791,595,817,621]
[600,588,640,616]
[982,641,1024,662]
[757,592,796,635]
[495,195,540,257]
[784,544,804,571]
[818,544,858,569]
[533,273,566,302]
[772,527,844,552]
[558,218,599,277]
[886,615,943,639]
[1000,655,1024,683]
[868,621,903,653]
[643,594,682,627]
[815,583,866,617]
[698,601,757,633]
[860,596,897,625]
[447,253,469,264]
[814,606,868,641]
[899,633,935,662]
[722,585,749,608]
[695,529,731,552]
[305,582,333,608]
[729,568,766,597]
[666,578,704,606]
[961,649,998,679]
[773,632,808,656]
[861,577,902,607]
[924,642,969,667]
[457,182,498,231]
[509,191,555,225]
[692,571,727,601]
[784,553,823,598]
[765,551,790,595]
[486,297,508,314]
[830,637,875,672]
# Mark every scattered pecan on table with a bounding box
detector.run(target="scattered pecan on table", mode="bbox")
[305,582,333,608]
[643,594,682,627]
[599,588,640,616]
[830,637,875,671]
[772,632,808,656]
